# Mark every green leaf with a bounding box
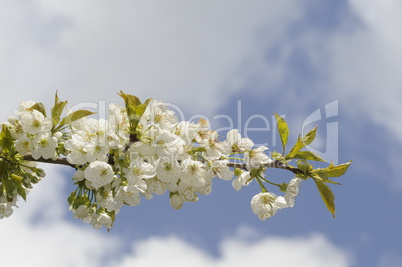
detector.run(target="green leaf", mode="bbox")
[15,181,27,201]
[51,92,68,128]
[28,102,47,117]
[67,191,77,205]
[311,161,352,178]
[315,180,336,218]
[0,124,14,151]
[118,91,141,109]
[118,91,151,132]
[274,113,289,154]
[325,161,351,177]
[292,151,325,162]
[285,126,317,159]
[309,172,341,185]
[57,110,95,131]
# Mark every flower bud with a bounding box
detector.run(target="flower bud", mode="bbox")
[7,116,17,124]
[234,168,243,177]
[169,193,183,210]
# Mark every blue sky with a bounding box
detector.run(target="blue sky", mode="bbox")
[1,1,402,266]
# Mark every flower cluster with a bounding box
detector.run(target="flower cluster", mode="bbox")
[9,103,59,160]
[1,92,350,230]
[66,99,291,229]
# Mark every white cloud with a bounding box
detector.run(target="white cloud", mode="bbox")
[116,227,352,267]
[3,0,402,141]
[327,0,402,142]
[0,164,122,267]
[0,0,302,121]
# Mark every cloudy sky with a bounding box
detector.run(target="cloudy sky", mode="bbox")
[1,0,402,266]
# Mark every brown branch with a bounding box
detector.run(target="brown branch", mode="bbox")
[21,155,303,175]
[22,154,116,169]
[23,155,76,168]
[227,160,303,175]
[122,133,140,153]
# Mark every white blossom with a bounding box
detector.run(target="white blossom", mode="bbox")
[196,181,212,196]
[84,161,114,189]
[116,186,141,207]
[180,158,206,187]
[146,177,167,195]
[156,159,181,184]
[175,121,199,144]
[19,110,52,135]
[17,101,36,112]
[0,201,15,219]
[178,185,198,202]
[15,134,31,155]
[0,194,18,219]
[223,129,254,152]
[30,131,58,160]
[209,159,233,181]
[232,171,251,191]
[65,134,88,165]
[145,100,178,130]
[285,177,302,207]
[90,212,113,230]
[73,205,91,223]
[82,140,109,162]
[245,146,273,171]
[251,192,288,220]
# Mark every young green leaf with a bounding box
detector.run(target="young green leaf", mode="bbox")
[292,151,325,162]
[118,91,151,132]
[0,124,14,151]
[325,161,351,177]
[56,110,95,131]
[51,92,68,128]
[315,180,336,217]
[131,98,151,131]
[309,172,341,185]
[118,91,141,130]
[274,113,289,154]
[15,181,27,201]
[118,91,141,109]
[285,126,317,159]
[311,161,352,178]
[28,102,47,117]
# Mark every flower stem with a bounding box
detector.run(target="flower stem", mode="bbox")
[256,177,268,193]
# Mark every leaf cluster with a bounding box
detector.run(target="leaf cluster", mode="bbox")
[274,113,351,217]
[0,126,43,202]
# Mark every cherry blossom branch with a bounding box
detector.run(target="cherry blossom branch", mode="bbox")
[0,92,351,227]
[22,154,302,175]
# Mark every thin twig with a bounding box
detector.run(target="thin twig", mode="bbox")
[227,161,302,175]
